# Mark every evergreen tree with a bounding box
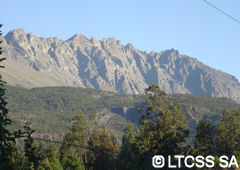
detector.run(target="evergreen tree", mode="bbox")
[64,151,84,170]
[71,112,89,147]
[60,130,72,166]
[87,127,116,170]
[38,158,51,170]
[192,118,213,156]
[6,142,29,170]
[40,144,63,170]
[117,122,138,170]
[215,109,240,157]
[0,24,23,170]
[60,112,88,168]
[135,84,189,157]
[23,122,40,169]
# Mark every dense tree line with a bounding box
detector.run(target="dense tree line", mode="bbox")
[5,82,239,137]
[5,85,239,146]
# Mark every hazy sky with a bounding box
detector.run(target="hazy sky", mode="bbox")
[1,0,239,81]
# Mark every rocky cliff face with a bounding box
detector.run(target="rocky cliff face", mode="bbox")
[2,29,240,102]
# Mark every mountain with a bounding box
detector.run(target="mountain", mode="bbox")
[1,58,65,88]
[6,86,240,143]
[1,29,240,102]
[5,86,143,143]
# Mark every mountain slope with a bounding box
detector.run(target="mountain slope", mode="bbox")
[2,29,240,102]
[1,58,65,88]
[6,86,240,142]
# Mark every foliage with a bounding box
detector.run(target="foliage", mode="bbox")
[24,122,41,169]
[191,118,213,156]
[60,112,88,167]
[117,122,138,170]
[136,84,189,157]
[43,144,63,170]
[170,93,239,123]
[63,151,84,170]
[5,85,143,142]
[5,85,239,144]
[0,24,24,170]
[215,109,240,158]
[0,23,15,169]
[86,127,117,170]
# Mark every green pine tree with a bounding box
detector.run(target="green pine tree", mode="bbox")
[23,122,41,169]
[136,84,189,156]
[87,127,116,170]
[64,150,84,170]
[60,112,88,168]
[40,144,63,170]
[192,118,213,156]
[129,85,189,169]
[0,24,23,170]
[215,109,240,158]
[117,122,138,170]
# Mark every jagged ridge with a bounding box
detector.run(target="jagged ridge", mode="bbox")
[1,29,240,103]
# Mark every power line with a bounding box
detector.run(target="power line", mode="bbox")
[203,0,240,24]
[32,137,93,150]
[25,136,194,166]
[19,135,97,151]
[31,137,151,159]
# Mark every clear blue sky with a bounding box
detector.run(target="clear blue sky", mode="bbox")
[1,0,239,81]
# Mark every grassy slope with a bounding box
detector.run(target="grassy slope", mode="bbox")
[2,58,65,88]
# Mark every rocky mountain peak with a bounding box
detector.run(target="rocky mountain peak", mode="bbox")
[2,29,240,103]
[5,28,27,45]
[68,34,88,42]
[90,37,101,48]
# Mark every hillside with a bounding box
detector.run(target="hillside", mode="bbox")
[1,29,240,103]
[5,86,239,142]
[6,86,143,142]
[1,58,65,88]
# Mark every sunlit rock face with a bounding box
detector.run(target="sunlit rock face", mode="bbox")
[2,29,240,103]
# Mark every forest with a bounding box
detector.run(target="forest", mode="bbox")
[1,82,240,169]
[4,85,239,141]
